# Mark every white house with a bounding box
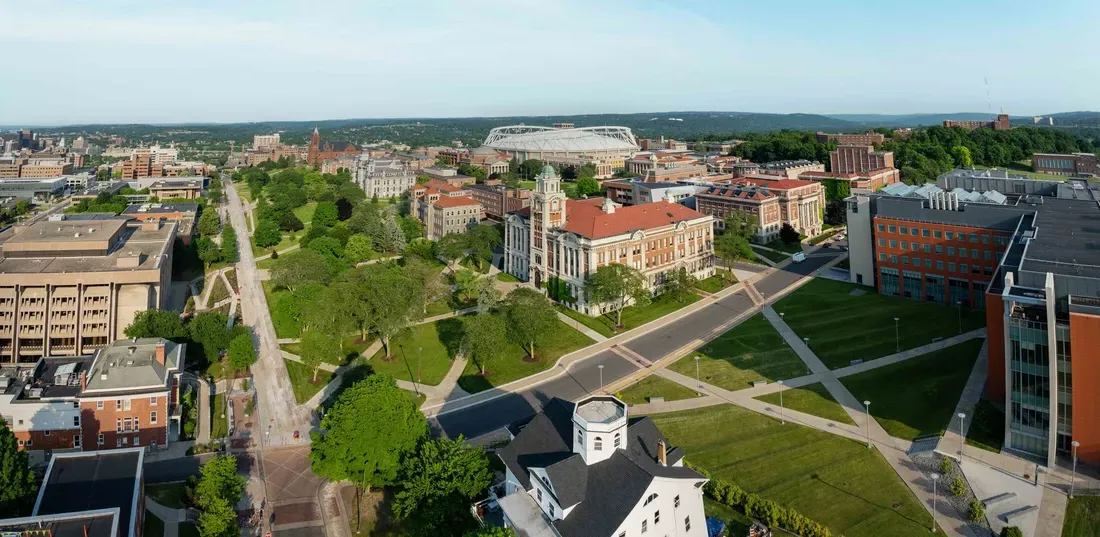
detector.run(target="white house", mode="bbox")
[495,395,709,537]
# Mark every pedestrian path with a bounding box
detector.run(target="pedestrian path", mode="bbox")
[146,497,187,537]
[557,311,609,342]
[254,244,300,261]
[832,328,986,379]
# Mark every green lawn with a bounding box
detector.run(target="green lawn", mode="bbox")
[755,383,856,425]
[1063,496,1100,537]
[207,275,230,304]
[764,239,804,254]
[556,292,701,338]
[425,293,477,316]
[618,374,700,405]
[704,497,754,537]
[669,313,810,391]
[282,335,374,365]
[653,405,939,537]
[211,392,228,439]
[263,281,300,339]
[284,358,336,405]
[516,181,537,189]
[179,523,200,537]
[752,246,790,264]
[146,483,189,509]
[224,269,238,291]
[496,272,521,283]
[293,201,318,223]
[460,256,491,274]
[369,319,462,386]
[773,278,986,368]
[143,512,165,537]
[252,230,299,256]
[694,270,736,294]
[842,339,984,440]
[457,319,593,393]
[965,398,1005,453]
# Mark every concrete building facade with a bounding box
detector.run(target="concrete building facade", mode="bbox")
[1032,152,1099,177]
[353,157,416,199]
[467,184,532,220]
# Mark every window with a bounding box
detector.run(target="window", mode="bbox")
[948,262,956,272]
[577,431,583,445]
[888,225,896,233]
[972,265,981,274]
[116,438,122,447]
[913,257,920,266]
[911,242,919,252]
[150,396,157,404]
[901,256,909,265]
[981,250,988,260]
[614,433,621,448]
[116,400,121,410]
[685,517,691,532]
[150,411,157,424]
[97,433,104,445]
[878,238,885,247]
[959,248,967,258]
[73,416,80,427]
[116,418,122,433]
[594,437,602,451]
[134,437,140,447]
[537,488,543,502]
[877,224,885,232]
[44,430,50,436]
[933,230,942,239]
[674,495,680,508]
[889,240,897,248]
[73,401,79,409]
[97,400,104,410]
[74,435,81,448]
[982,234,990,244]
[878,253,886,262]
[123,399,131,411]
[924,258,932,268]
[910,227,918,235]
[25,439,31,447]
[923,244,931,253]
[961,264,968,274]
[890,255,898,264]
[947,246,954,256]
[900,241,908,249]
[936,260,944,270]
[642,520,647,533]
[644,493,659,506]
[655,510,660,524]
[899,227,908,235]
[946,231,954,240]
[969,233,978,242]
[135,418,140,432]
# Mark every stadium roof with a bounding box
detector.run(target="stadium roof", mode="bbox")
[483,125,639,153]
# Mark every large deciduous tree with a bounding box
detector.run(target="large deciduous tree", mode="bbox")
[0,418,37,517]
[503,288,557,358]
[254,218,282,248]
[219,226,239,263]
[461,313,507,374]
[575,177,601,197]
[227,333,256,373]
[662,267,696,303]
[345,233,373,264]
[300,330,339,382]
[713,233,754,282]
[394,437,492,535]
[310,374,428,532]
[312,201,339,228]
[197,209,220,236]
[361,265,422,357]
[586,263,651,327]
[779,222,800,245]
[125,309,187,339]
[271,249,332,291]
[194,455,245,537]
[437,233,467,271]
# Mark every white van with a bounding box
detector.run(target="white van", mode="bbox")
[791,252,806,263]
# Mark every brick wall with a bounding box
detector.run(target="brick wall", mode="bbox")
[81,393,169,450]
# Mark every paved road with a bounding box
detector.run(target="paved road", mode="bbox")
[434,250,841,439]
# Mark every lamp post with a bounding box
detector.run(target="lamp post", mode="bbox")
[777,380,785,425]
[957,412,967,459]
[1071,440,1081,499]
[416,346,423,396]
[893,317,900,353]
[864,400,872,448]
[598,364,604,393]
[694,356,702,393]
[956,301,962,334]
[930,472,940,533]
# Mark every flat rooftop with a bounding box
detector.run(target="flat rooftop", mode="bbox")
[1020,196,1100,279]
[2,356,93,401]
[83,338,181,393]
[35,449,144,537]
[575,398,625,424]
[122,202,198,215]
[0,511,119,537]
[0,219,174,275]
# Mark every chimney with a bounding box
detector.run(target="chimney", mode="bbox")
[657,439,667,467]
[80,371,86,391]
[602,197,616,214]
[155,342,166,366]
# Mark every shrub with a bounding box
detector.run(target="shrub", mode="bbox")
[967,498,985,523]
[939,456,954,477]
[1000,527,1023,537]
[950,476,967,497]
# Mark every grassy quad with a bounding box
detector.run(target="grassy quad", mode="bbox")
[556,292,701,338]
[281,334,373,366]
[284,358,336,404]
[618,374,701,405]
[652,405,939,537]
[773,278,985,369]
[1062,496,1100,537]
[754,383,856,425]
[143,512,165,537]
[369,319,463,386]
[146,483,189,509]
[964,398,1005,453]
[694,269,736,294]
[457,320,593,393]
[752,246,790,264]
[669,313,810,391]
[841,339,984,440]
[292,201,318,223]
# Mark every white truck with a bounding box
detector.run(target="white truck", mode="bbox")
[791,252,806,263]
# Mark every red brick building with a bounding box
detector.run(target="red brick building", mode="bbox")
[307,128,359,167]
[829,145,895,174]
[1032,152,1099,177]
[0,338,184,453]
[815,131,886,145]
[943,114,1011,131]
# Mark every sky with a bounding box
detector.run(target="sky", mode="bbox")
[2,0,1098,125]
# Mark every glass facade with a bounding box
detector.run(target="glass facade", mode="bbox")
[1007,313,1051,458]
[880,267,900,296]
[902,270,921,299]
[924,274,945,303]
[1055,325,1072,452]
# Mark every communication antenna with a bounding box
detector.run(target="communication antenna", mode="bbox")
[985,76,993,118]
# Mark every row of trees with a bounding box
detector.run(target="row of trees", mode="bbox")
[193,455,247,537]
[310,374,498,536]
[125,309,255,375]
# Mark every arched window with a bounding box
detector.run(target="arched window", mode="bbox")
[594,436,603,451]
[576,430,583,445]
[643,493,659,506]
[614,432,622,448]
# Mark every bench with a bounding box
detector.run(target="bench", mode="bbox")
[752,380,768,388]
[983,492,1017,507]
[1002,505,1039,523]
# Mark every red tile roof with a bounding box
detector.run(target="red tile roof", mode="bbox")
[433,195,480,208]
[561,200,707,239]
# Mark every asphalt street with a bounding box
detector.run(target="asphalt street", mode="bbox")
[434,250,841,439]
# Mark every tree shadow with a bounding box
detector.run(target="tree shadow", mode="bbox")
[435,317,466,359]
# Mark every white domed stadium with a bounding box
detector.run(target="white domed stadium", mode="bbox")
[482,125,639,161]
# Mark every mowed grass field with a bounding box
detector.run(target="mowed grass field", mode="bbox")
[842,338,984,440]
[755,383,857,425]
[653,405,939,537]
[669,313,810,391]
[773,278,985,368]
[618,374,701,405]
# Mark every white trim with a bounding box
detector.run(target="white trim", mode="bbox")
[5,508,121,537]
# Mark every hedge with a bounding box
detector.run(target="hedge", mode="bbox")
[686,461,839,537]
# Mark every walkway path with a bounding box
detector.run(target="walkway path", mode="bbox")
[254,244,300,262]
[145,498,187,537]
[556,311,609,343]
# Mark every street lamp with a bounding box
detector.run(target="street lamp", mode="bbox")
[802,337,809,347]
[893,317,900,353]
[777,380,785,424]
[1071,440,1081,498]
[930,472,940,533]
[598,364,604,393]
[957,412,967,459]
[415,346,423,396]
[956,301,963,334]
[863,400,872,448]
[694,356,702,391]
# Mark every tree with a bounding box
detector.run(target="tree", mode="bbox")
[197,236,221,267]
[586,263,651,327]
[345,233,374,264]
[394,437,492,535]
[0,418,37,517]
[405,238,438,263]
[464,528,516,537]
[714,233,753,280]
[824,199,847,226]
[310,374,428,532]
[779,222,801,245]
[577,162,598,179]
[189,311,234,364]
[301,330,339,382]
[197,209,220,236]
[227,333,256,373]
[465,225,501,269]
[197,497,238,537]
[453,269,479,301]
[462,313,507,374]
[951,145,974,168]
[254,218,282,248]
[503,288,557,358]
[307,236,344,259]
[336,198,354,220]
[475,277,501,314]
[399,215,424,241]
[361,265,422,357]
[194,455,245,537]
[437,233,467,272]
[278,212,304,232]
[312,201,338,228]
[219,226,239,263]
[271,249,332,291]
[457,163,487,182]
[575,176,601,197]
[125,309,187,339]
[663,267,696,303]
[723,212,758,240]
[1000,527,1023,537]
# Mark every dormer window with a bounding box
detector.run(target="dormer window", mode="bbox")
[644,493,659,506]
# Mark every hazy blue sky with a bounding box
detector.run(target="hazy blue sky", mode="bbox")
[2,0,1097,125]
